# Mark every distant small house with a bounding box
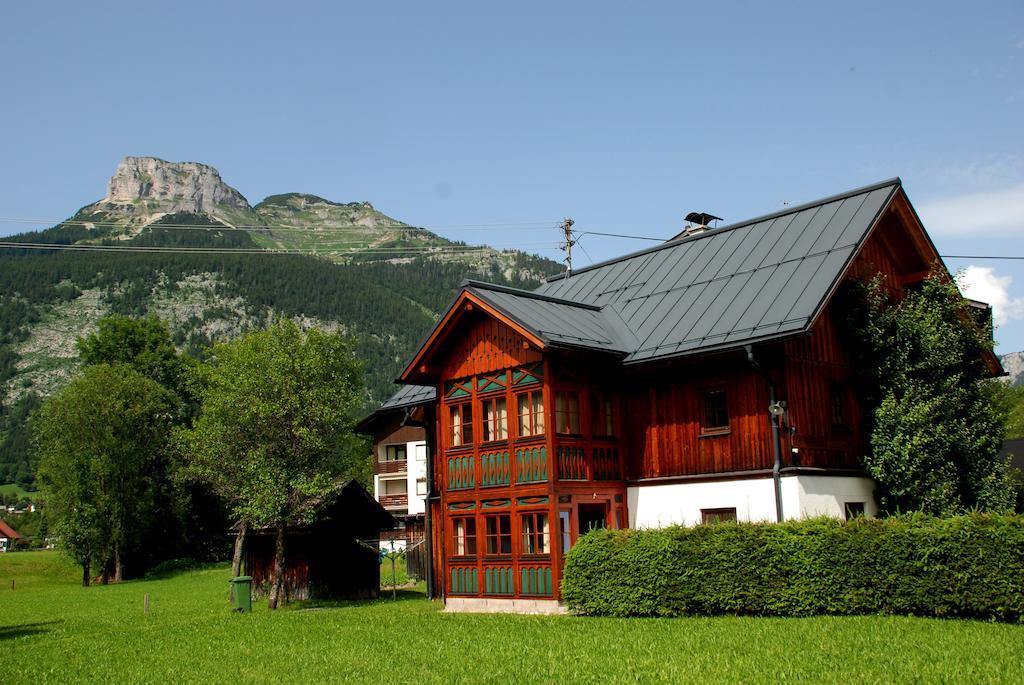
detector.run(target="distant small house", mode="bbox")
[0,520,22,552]
[355,383,435,579]
[242,481,395,601]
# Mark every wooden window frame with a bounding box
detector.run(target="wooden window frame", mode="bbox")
[590,391,616,438]
[451,516,477,558]
[701,507,737,524]
[554,390,581,436]
[484,513,512,557]
[448,402,474,449]
[516,389,545,438]
[520,511,551,557]
[701,389,730,435]
[481,396,509,443]
[382,444,407,462]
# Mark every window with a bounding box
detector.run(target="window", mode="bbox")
[555,391,581,434]
[701,508,737,524]
[452,517,477,556]
[380,479,407,495]
[481,397,508,442]
[830,382,848,434]
[845,502,865,520]
[449,403,473,447]
[702,390,729,433]
[559,511,572,553]
[521,512,550,555]
[383,444,406,462]
[516,390,545,437]
[484,514,512,555]
[414,444,427,461]
[415,479,427,496]
[591,392,615,437]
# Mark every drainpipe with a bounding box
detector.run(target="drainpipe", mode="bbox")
[745,345,784,523]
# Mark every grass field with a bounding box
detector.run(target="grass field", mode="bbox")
[0,483,37,500]
[3,551,1024,684]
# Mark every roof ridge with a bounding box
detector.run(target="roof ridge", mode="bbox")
[463,279,601,310]
[543,177,902,284]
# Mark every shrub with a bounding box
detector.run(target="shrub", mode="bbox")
[561,514,1024,621]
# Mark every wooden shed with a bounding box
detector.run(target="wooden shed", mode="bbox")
[243,481,395,601]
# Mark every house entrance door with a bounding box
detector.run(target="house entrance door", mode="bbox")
[578,503,608,535]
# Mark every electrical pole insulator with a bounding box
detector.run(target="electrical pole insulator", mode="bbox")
[560,217,576,277]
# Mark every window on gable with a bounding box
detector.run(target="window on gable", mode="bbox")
[481,397,508,442]
[516,390,545,437]
[449,403,473,448]
[702,390,729,433]
[555,391,581,435]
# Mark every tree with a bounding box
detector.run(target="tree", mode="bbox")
[35,364,176,583]
[179,318,367,608]
[77,315,197,412]
[845,272,1017,515]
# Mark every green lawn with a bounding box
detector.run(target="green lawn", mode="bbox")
[0,483,37,500]
[2,551,1024,684]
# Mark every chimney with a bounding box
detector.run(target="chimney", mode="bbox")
[681,211,722,237]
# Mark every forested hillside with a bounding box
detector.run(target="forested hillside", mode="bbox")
[0,158,562,487]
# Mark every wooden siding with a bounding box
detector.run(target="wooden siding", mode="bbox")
[440,312,541,380]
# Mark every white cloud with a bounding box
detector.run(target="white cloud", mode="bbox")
[960,265,1024,326]
[918,182,1024,237]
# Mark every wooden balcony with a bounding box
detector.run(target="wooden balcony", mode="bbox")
[376,459,408,475]
[556,443,622,481]
[379,494,409,510]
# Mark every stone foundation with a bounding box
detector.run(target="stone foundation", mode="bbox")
[444,597,569,615]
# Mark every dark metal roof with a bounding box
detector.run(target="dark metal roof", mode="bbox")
[396,178,907,381]
[532,178,901,363]
[465,282,631,354]
[379,383,436,410]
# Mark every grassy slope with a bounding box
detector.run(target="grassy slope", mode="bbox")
[2,552,1023,684]
[0,483,36,500]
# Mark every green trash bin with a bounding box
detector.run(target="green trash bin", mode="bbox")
[230,576,252,613]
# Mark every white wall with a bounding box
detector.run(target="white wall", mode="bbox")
[627,475,877,528]
[372,439,428,517]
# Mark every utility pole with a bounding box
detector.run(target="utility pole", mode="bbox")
[560,217,576,276]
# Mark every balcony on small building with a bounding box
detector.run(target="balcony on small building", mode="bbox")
[378,477,410,512]
[377,443,409,476]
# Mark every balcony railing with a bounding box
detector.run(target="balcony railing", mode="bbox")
[377,459,408,475]
[379,494,409,510]
[556,444,622,481]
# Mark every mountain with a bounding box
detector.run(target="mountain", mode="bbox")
[0,157,562,486]
[1002,352,1024,387]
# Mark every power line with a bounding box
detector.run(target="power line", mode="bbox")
[941,255,1024,261]
[0,241,560,255]
[0,216,558,232]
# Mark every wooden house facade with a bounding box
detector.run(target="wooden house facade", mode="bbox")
[386,179,1000,612]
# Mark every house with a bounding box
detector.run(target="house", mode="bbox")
[242,480,395,601]
[355,384,435,579]
[387,178,1000,612]
[0,520,22,552]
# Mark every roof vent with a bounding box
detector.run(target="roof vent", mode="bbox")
[681,211,722,237]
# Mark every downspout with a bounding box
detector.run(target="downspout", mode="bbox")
[745,345,784,523]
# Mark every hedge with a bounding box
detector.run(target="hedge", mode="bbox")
[561,514,1024,621]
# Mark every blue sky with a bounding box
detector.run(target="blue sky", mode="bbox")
[2,1,1022,352]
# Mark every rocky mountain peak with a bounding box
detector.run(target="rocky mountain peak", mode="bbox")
[103,156,252,215]
[1002,351,1024,387]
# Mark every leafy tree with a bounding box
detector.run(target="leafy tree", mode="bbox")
[77,315,196,409]
[846,272,1016,515]
[986,381,1024,441]
[179,319,367,608]
[35,364,177,583]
